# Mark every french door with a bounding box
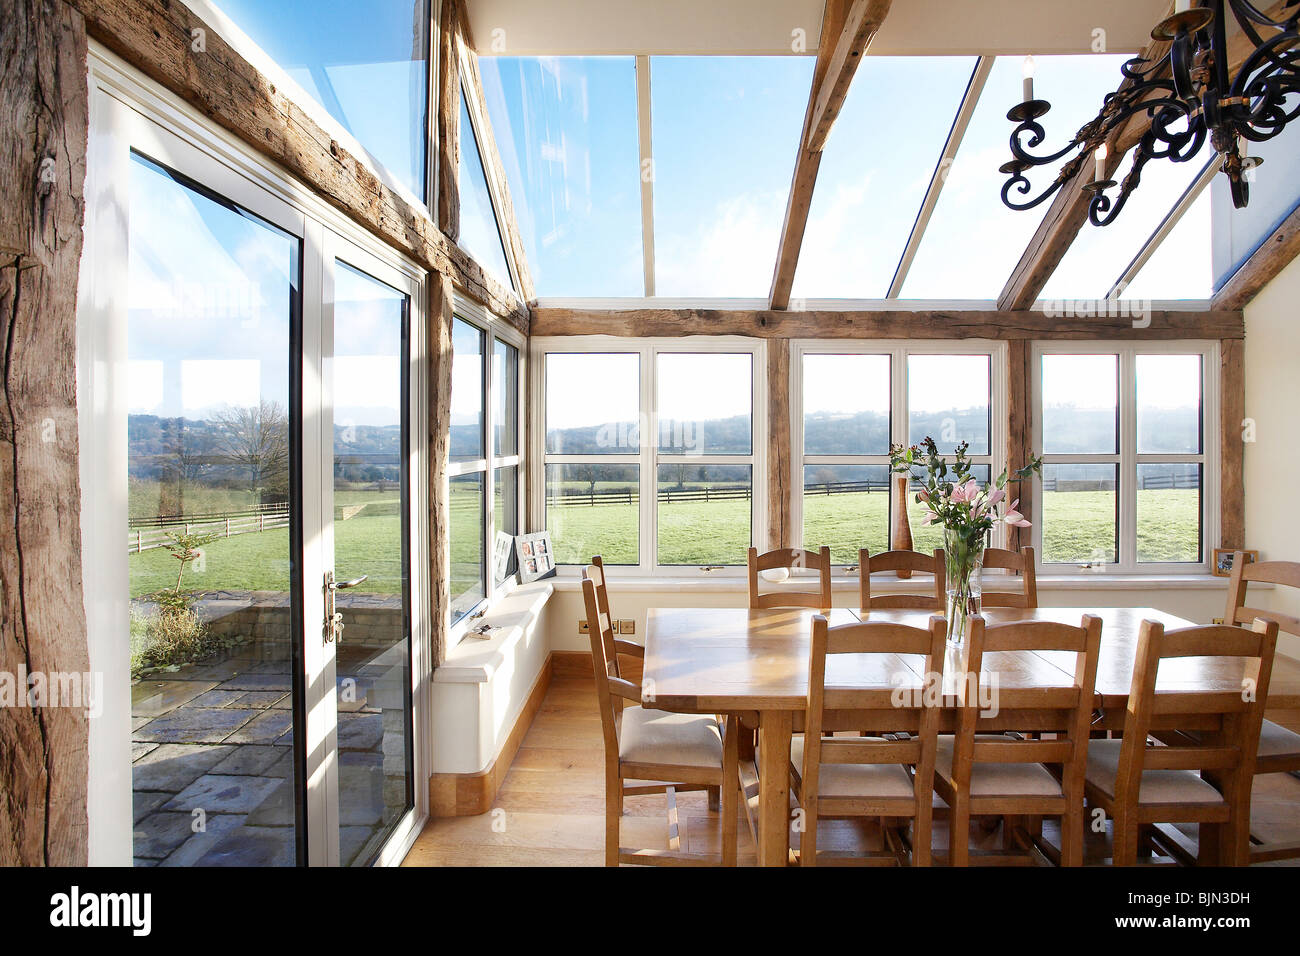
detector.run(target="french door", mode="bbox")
[81,63,428,866]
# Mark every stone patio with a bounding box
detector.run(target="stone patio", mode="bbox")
[131,632,411,867]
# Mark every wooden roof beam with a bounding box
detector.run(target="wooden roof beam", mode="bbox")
[768,0,891,311]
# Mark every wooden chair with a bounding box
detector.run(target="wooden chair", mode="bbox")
[980,546,1038,609]
[933,614,1102,866]
[1224,554,1300,862]
[581,571,741,866]
[792,614,948,865]
[747,546,832,610]
[1084,618,1278,866]
[858,548,945,612]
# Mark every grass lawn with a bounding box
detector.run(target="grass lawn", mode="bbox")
[130,487,1205,596]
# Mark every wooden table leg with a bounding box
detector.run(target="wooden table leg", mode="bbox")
[758,710,793,867]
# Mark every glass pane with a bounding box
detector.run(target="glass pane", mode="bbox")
[1124,188,1214,300]
[492,338,518,457]
[1137,354,1202,454]
[450,318,483,462]
[127,153,301,866]
[803,465,889,564]
[908,354,990,455]
[494,465,518,583]
[546,463,639,565]
[449,473,485,622]
[459,91,514,286]
[1041,463,1118,564]
[1041,354,1118,454]
[1211,119,1300,288]
[214,0,428,198]
[903,54,1130,298]
[657,464,752,566]
[331,261,412,865]
[479,56,644,296]
[907,465,991,556]
[651,56,814,295]
[802,354,890,455]
[1041,156,1209,300]
[792,57,977,297]
[1137,463,1202,563]
[656,353,752,455]
[545,353,640,454]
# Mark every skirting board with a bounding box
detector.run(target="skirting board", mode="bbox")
[428,655,554,817]
[552,649,643,686]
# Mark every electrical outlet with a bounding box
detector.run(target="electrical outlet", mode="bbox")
[1212,617,1225,625]
[578,620,590,634]
[619,619,635,635]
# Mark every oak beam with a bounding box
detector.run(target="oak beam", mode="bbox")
[1220,338,1245,551]
[429,272,455,665]
[436,0,461,241]
[530,306,1244,340]
[805,0,892,153]
[767,340,792,549]
[0,0,91,866]
[1005,339,1034,552]
[70,0,528,333]
[1213,200,1300,310]
[770,0,892,311]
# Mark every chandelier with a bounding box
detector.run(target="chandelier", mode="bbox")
[999,0,1299,225]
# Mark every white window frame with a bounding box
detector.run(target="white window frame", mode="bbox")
[530,335,768,577]
[1032,340,1219,575]
[791,340,1008,564]
[447,296,526,641]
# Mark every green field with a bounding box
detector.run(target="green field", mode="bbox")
[130,486,1204,597]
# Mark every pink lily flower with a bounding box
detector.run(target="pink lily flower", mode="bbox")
[921,510,940,526]
[1001,498,1032,528]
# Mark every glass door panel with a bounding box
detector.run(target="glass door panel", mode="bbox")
[328,258,414,865]
[126,152,304,866]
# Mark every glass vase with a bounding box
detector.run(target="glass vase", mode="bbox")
[943,527,984,647]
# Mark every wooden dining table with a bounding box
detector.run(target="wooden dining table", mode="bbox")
[642,605,1300,867]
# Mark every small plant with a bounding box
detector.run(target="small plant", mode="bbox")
[162,529,219,600]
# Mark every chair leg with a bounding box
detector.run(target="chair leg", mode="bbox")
[913,802,933,867]
[707,786,721,812]
[801,799,818,866]
[605,768,622,867]
[949,798,970,867]
[1112,812,1138,866]
[1061,807,1083,867]
[721,717,739,867]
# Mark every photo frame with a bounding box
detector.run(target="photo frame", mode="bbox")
[515,531,557,583]
[492,530,515,586]
[1212,547,1257,577]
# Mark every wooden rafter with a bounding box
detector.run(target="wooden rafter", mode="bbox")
[768,0,891,310]
[1213,200,1300,309]
[531,306,1243,340]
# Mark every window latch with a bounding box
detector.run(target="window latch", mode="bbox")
[699,565,723,573]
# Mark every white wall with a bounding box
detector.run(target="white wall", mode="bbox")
[1244,253,1300,659]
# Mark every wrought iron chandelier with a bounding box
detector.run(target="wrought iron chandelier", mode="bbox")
[999,0,1299,225]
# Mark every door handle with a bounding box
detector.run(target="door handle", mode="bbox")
[323,572,368,644]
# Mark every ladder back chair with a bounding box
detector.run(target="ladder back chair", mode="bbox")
[858,548,945,612]
[1224,553,1300,862]
[980,546,1039,609]
[582,572,742,866]
[793,614,948,865]
[1083,618,1278,866]
[933,614,1102,866]
[747,546,832,611]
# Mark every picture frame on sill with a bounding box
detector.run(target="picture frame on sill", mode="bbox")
[493,530,515,586]
[1212,547,1258,577]
[515,531,557,583]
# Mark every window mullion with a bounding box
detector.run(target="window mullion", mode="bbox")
[1119,348,1138,572]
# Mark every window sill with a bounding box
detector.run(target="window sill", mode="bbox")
[548,572,1247,593]
[435,581,554,684]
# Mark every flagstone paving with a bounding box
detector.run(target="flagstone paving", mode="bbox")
[131,639,408,867]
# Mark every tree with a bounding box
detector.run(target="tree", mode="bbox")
[212,399,289,499]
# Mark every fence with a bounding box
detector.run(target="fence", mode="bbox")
[547,478,893,509]
[128,506,290,554]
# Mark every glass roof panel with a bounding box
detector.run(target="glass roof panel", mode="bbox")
[1210,119,1300,289]
[1041,149,1210,301]
[214,0,428,200]
[790,56,977,299]
[650,56,815,297]
[1121,187,1214,300]
[479,56,644,297]
[901,54,1131,299]
[458,90,515,288]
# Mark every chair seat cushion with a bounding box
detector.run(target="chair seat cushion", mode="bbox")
[1084,738,1224,805]
[1258,719,1300,758]
[790,736,916,799]
[618,706,723,770]
[935,734,1063,797]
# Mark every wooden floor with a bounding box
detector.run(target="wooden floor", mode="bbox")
[403,675,1300,867]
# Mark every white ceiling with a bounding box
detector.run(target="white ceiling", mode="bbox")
[465,0,1173,57]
